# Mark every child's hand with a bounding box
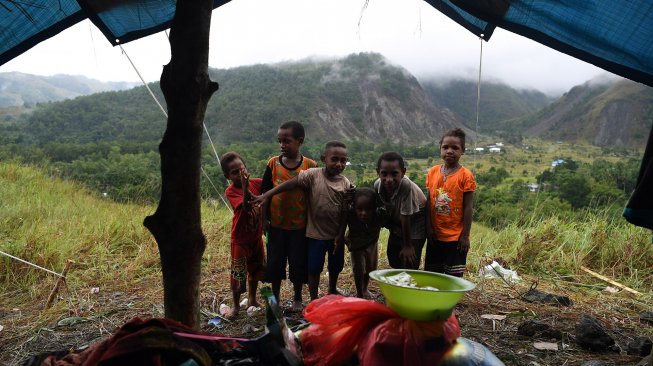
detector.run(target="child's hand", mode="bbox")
[333,236,343,254]
[399,245,417,267]
[250,194,267,207]
[344,184,356,206]
[458,236,470,252]
[240,169,250,186]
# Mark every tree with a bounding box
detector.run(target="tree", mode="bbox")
[143,0,219,329]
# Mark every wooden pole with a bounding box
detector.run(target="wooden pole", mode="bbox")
[45,260,74,308]
[580,266,642,296]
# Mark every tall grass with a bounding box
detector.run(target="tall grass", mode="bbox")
[471,211,653,290]
[2,161,650,304]
[0,162,235,301]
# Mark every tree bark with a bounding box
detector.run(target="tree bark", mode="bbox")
[143,0,219,329]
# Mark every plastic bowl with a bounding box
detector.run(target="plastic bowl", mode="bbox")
[369,269,475,321]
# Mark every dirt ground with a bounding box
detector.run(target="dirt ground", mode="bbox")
[1,265,651,366]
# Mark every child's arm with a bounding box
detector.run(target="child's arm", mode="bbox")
[425,188,434,241]
[251,175,301,206]
[241,170,252,212]
[399,214,417,266]
[334,208,349,253]
[458,191,474,252]
[261,165,273,231]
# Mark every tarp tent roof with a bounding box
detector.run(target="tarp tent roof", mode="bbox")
[0,0,229,66]
[424,0,653,87]
[1,0,652,87]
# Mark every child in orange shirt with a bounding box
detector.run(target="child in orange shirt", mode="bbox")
[425,128,476,277]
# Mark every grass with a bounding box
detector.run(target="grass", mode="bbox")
[1,160,652,365]
[2,160,650,300]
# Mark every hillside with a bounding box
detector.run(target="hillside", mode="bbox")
[507,78,653,147]
[2,55,651,149]
[2,53,468,146]
[420,78,553,128]
[206,53,466,143]
[0,72,137,108]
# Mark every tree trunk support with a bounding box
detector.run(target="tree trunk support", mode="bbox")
[144,0,219,329]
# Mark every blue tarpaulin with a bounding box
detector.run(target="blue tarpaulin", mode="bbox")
[424,0,653,87]
[0,0,229,66]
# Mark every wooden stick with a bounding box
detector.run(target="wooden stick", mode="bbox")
[45,260,74,308]
[580,266,643,296]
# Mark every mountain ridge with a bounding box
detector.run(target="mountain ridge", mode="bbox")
[2,53,651,148]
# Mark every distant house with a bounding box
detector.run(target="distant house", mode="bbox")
[551,159,565,167]
[489,147,501,153]
[495,142,504,147]
[527,183,539,192]
[474,147,485,152]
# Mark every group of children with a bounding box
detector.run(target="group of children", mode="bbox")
[220,121,476,318]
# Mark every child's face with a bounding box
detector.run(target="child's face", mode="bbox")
[321,146,348,177]
[225,158,247,187]
[440,136,464,166]
[354,195,375,224]
[377,159,405,193]
[277,128,303,158]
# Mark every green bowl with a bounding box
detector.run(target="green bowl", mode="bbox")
[369,269,475,321]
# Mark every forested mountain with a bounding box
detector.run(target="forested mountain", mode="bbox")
[3,53,468,146]
[2,54,651,149]
[206,53,464,143]
[0,72,137,108]
[420,78,553,128]
[502,78,653,147]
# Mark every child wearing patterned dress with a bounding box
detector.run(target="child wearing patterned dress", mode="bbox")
[425,128,476,277]
[221,152,266,319]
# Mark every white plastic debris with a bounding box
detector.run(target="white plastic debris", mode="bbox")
[479,261,521,283]
[219,303,231,316]
[0,324,4,332]
[533,342,558,351]
[246,306,261,316]
[385,272,439,290]
[90,287,100,294]
[603,286,619,293]
[240,298,249,308]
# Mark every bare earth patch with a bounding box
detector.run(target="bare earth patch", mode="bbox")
[1,266,651,366]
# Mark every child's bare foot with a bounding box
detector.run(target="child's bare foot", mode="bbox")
[224,308,239,320]
[363,290,373,299]
[328,288,343,296]
[290,300,303,312]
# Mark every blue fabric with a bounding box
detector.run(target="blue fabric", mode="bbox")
[0,0,230,66]
[307,239,344,276]
[425,0,653,87]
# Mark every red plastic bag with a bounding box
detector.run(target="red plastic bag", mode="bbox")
[301,295,460,366]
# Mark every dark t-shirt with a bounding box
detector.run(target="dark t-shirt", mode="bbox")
[345,208,386,251]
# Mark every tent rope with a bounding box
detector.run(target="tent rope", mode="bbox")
[119,45,167,117]
[118,44,231,212]
[0,250,65,278]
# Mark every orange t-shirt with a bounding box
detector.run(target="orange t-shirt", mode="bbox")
[425,164,476,241]
[263,155,318,230]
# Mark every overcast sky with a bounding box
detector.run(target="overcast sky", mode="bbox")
[1,0,613,95]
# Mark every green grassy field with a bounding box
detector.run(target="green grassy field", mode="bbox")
[1,159,652,365]
[2,159,650,302]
